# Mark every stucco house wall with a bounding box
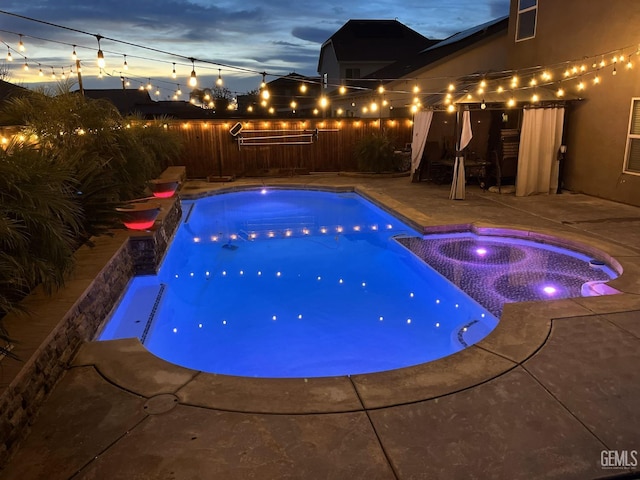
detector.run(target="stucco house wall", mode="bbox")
[507,0,640,205]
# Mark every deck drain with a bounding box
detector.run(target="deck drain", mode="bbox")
[143,394,179,415]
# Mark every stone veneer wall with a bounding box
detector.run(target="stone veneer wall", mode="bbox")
[0,196,182,465]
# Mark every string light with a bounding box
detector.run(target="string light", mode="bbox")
[189,58,197,87]
[95,35,105,68]
[72,45,77,61]
[3,10,640,113]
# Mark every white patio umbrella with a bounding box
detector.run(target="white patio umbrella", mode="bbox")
[449,109,473,200]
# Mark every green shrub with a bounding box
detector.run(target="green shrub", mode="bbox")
[354,131,397,173]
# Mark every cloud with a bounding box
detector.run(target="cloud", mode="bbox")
[291,27,334,44]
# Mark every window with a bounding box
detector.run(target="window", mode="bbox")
[624,98,640,174]
[345,68,360,79]
[516,0,537,41]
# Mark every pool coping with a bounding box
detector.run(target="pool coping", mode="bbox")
[72,182,640,414]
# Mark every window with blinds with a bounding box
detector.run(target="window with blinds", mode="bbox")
[625,99,640,174]
[516,0,537,41]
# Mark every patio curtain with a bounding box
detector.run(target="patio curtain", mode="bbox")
[410,110,434,177]
[449,110,473,200]
[516,107,565,197]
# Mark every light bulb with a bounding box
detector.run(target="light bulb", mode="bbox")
[6,49,12,62]
[18,36,25,52]
[300,83,307,93]
[97,49,105,68]
[172,63,177,79]
[216,69,223,86]
[72,46,77,61]
[189,69,197,87]
[123,55,128,71]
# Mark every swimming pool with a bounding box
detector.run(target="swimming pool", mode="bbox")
[99,188,618,378]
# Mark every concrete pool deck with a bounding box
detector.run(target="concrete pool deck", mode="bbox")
[2,176,640,479]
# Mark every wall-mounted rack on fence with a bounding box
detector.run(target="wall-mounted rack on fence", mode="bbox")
[229,122,339,148]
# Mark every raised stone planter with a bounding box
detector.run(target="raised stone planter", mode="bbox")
[0,195,182,465]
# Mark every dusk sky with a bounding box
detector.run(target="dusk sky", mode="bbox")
[0,1,509,97]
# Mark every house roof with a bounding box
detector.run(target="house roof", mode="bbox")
[0,79,28,102]
[362,15,509,83]
[81,89,214,119]
[317,19,437,71]
[82,89,154,115]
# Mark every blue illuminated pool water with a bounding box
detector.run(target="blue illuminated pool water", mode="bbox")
[99,189,618,378]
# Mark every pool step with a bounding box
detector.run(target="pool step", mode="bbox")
[98,280,166,343]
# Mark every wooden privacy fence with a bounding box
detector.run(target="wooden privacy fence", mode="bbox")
[170,118,414,179]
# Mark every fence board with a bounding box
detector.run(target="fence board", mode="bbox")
[170,118,413,178]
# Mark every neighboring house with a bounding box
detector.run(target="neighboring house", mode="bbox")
[333,16,509,118]
[506,0,640,206]
[317,20,438,95]
[0,79,27,103]
[237,73,321,116]
[82,89,214,119]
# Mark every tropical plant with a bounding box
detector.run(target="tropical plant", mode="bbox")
[0,141,82,356]
[354,130,398,173]
[0,83,183,238]
[0,81,184,354]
